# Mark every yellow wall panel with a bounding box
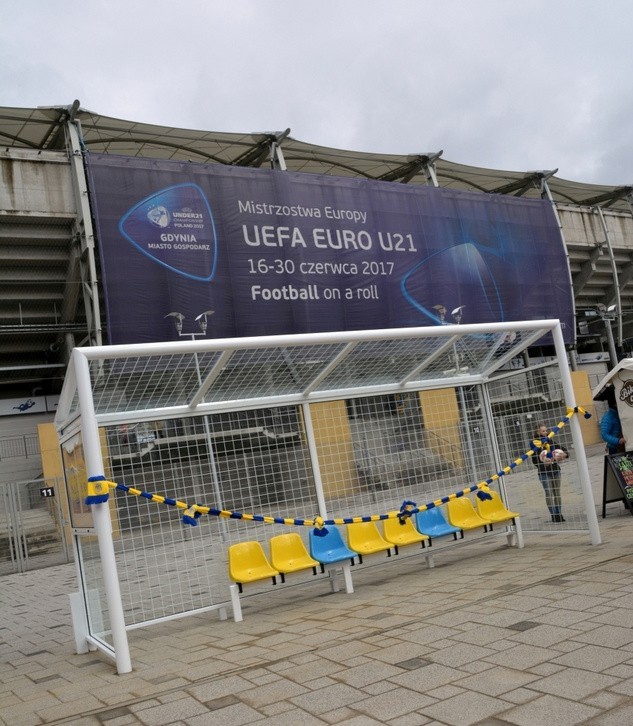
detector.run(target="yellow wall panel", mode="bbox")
[418,389,463,469]
[571,370,602,446]
[309,401,357,498]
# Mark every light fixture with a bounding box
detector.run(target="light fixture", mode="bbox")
[164,312,184,334]
[432,304,446,323]
[165,310,214,338]
[194,310,215,334]
[451,306,465,324]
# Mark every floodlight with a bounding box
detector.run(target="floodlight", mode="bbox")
[195,310,215,334]
[432,304,446,322]
[164,311,185,333]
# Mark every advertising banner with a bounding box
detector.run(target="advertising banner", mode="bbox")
[85,154,574,344]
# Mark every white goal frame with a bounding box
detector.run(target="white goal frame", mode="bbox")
[54,320,599,673]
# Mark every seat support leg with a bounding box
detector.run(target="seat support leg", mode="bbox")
[327,568,340,593]
[506,522,524,549]
[326,565,354,594]
[229,584,243,623]
[341,564,354,593]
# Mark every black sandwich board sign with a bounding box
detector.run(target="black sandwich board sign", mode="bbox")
[602,451,633,517]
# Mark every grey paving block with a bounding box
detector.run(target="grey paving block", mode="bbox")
[388,662,464,692]
[289,682,364,714]
[352,685,436,721]
[528,666,619,700]
[454,665,539,696]
[551,644,632,671]
[499,693,601,725]
[420,689,513,726]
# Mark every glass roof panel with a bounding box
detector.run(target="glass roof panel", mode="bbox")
[53,323,556,428]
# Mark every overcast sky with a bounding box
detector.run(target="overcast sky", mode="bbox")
[2,0,631,186]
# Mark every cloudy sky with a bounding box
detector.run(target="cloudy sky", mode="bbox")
[2,0,631,185]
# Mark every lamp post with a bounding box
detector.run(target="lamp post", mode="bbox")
[595,304,619,368]
[165,310,227,540]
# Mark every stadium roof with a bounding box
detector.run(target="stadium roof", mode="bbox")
[1,102,632,400]
[1,102,632,211]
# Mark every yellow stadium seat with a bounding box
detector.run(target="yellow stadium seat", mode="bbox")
[228,541,280,622]
[476,491,520,525]
[228,541,279,592]
[382,516,430,555]
[269,533,319,582]
[446,497,492,532]
[346,521,393,563]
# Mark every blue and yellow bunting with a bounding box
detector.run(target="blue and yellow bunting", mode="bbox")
[84,406,591,531]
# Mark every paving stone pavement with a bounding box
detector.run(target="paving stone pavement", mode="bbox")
[1,444,633,725]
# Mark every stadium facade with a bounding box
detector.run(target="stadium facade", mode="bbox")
[1,100,632,449]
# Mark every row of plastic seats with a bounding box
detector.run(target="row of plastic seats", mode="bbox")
[227,491,520,621]
[308,491,519,568]
[228,531,355,622]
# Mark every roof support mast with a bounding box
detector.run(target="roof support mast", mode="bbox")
[420,151,442,187]
[270,128,290,171]
[595,205,623,352]
[540,171,578,369]
[64,101,103,349]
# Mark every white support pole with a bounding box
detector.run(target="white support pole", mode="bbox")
[69,592,90,654]
[551,323,602,545]
[74,350,132,673]
[301,402,328,519]
[191,347,228,541]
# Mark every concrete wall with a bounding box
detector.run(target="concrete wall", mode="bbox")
[0,412,54,484]
[0,150,74,216]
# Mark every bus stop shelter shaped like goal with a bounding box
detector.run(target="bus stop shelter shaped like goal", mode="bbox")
[54,320,599,674]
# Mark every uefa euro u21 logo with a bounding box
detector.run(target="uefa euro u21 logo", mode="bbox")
[118,183,217,282]
[146,205,171,228]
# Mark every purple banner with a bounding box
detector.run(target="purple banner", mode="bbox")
[85,154,574,344]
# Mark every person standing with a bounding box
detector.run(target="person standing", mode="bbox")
[599,386,626,454]
[530,424,568,523]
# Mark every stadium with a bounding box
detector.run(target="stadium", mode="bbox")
[0,101,630,671]
[2,102,632,406]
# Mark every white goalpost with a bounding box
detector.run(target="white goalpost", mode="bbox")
[54,320,600,673]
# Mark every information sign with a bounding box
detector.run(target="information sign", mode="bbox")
[602,452,633,517]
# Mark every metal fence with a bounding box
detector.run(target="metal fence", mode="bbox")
[0,477,72,575]
[0,434,41,461]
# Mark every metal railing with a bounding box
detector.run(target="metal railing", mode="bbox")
[0,434,41,461]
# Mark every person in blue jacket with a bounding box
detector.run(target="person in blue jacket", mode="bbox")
[599,386,626,454]
[530,424,568,523]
